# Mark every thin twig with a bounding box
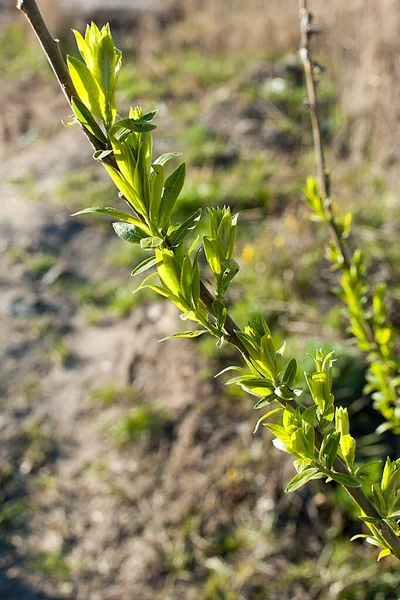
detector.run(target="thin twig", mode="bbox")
[199,282,246,353]
[298,3,383,352]
[298,0,351,270]
[299,2,400,559]
[16,0,106,153]
[334,455,400,559]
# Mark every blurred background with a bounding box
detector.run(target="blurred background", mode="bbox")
[1,0,400,598]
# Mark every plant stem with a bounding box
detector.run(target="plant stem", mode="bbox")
[199,282,246,353]
[334,456,400,559]
[299,1,400,560]
[16,0,105,153]
[298,3,395,367]
[18,0,400,561]
[298,0,351,270]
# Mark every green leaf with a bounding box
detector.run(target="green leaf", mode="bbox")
[340,433,356,470]
[377,548,392,561]
[131,256,158,277]
[136,135,152,210]
[93,149,114,161]
[180,310,195,321]
[214,366,252,378]
[140,236,163,249]
[72,28,93,69]
[131,271,158,294]
[253,406,283,434]
[222,257,240,272]
[106,126,137,185]
[159,330,208,342]
[354,461,382,478]
[282,358,297,388]
[114,117,156,135]
[240,378,276,397]
[170,209,202,247]
[366,537,385,548]
[285,468,325,493]
[260,333,276,378]
[158,251,181,296]
[253,394,276,409]
[359,516,384,524]
[71,96,107,144]
[159,163,186,227]
[67,55,103,120]
[153,152,181,167]
[264,423,292,446]
[150,163,164,225]
[191,250,201,308]
[294,458,314,473]
[274,384,296,401]
[136,110,158,124]
[180,255,194,305]
[382,460,400,508]
[350,534,369,542]
[93,27,119,124]
[321,431,340,470]
[212,299,226,329]
[112,222,149,245]
[381,458,393,491]
[72,206,150,231]
[216,211,232,258]
[227,214,238,259]
[101,162,146,216]
[291,428,313,459]
[371,482,387,515]
[271,438,291,453]
[302,405,317,426]
[326,471,361,487]
[133,279,188,314]
[203,236,225,276]
[86,22,100,46]
[234,331,263,366]
[225,375,256,385]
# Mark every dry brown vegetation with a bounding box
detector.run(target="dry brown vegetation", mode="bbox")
[4,0,400,169]
[168,0,400,168]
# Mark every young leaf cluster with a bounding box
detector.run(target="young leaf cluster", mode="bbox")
[304,177,400,433]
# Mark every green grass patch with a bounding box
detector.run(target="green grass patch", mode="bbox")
[0,23,51,78]
[90,384,136,408]
[111,405,169,446]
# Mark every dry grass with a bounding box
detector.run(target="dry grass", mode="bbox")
[167,0,400,168]
[3,0,400,165]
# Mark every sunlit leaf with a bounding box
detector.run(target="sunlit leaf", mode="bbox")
[131,256,158,277]
[159,330,208,342]
[377,548,392,561]
[285,468,325,493]
[112,222,149,244]
[71,206,150,231]
[71,96,107,144]
[253,406,283,434]
[159,162,186,227]
[170,209,202,247]
[67,55,103,119]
